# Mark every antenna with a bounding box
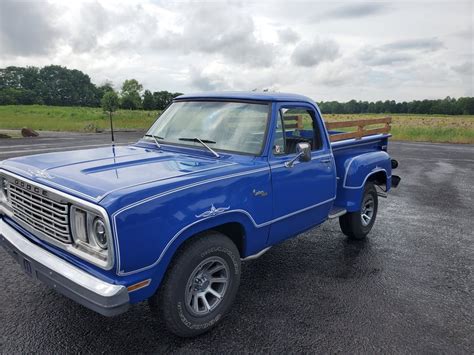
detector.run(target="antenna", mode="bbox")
[109,111,115,143]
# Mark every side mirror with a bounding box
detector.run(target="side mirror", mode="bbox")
[285,142,312,168]
[296,142,311,162]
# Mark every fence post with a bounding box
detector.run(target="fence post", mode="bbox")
[297,115,303,129]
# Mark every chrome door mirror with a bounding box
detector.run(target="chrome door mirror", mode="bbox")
[285,142,311,168]
[296,142,311,162]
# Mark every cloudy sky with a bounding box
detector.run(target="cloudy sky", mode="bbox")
[0,0,472,101]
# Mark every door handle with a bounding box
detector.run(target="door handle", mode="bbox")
[319,158,332,163]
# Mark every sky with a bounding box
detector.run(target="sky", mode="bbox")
[0,0,472,101]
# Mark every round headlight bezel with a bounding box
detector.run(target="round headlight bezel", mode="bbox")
[69,205,113,269]
[91,217,108,250]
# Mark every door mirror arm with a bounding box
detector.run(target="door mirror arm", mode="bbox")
[284,142,311,168]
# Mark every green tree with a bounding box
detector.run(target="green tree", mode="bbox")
[142,90,154,110]
[36,65,99,106]
[97,81,114,100]
[0,66,42,104]
[152,90,183,110]
[101,91,120,142]
[120,79,143,110]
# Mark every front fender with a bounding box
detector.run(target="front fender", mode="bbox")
[108,165,272,302]
[122,210,270,303]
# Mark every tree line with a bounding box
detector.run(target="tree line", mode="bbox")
[1,65,473,115]
[318,97,474,115]
[0,65,181,110]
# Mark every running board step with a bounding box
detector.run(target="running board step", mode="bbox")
[241,247,271,261]
[328,207,347,219]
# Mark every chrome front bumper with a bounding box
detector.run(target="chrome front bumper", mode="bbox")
[0,218,129,316]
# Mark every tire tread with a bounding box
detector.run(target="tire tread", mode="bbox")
[149,231,240,337]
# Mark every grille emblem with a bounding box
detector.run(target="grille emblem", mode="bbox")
[14,179,48,197]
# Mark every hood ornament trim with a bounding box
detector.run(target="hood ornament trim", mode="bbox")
[28,169,53,179]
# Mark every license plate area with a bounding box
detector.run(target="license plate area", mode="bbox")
[1,233,36,279]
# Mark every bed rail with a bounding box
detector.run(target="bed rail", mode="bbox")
[325,117,392,142]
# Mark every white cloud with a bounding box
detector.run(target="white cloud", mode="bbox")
[291,39,340,67]
[278,28,300,43]
[0,0,61,56]
[325,2,390,19]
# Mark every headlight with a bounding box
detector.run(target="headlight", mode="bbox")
[70,206,112,268]
[91,217,108,249]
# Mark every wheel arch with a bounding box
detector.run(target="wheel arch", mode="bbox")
[334,151,391,212]
[139,211,262,292]
[212,222,246,256]
[367,170,389,190]
[342,151,392,189]
[168,214,253,260]
[172,221,247,258]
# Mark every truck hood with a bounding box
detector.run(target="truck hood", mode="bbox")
[1,145,238,203]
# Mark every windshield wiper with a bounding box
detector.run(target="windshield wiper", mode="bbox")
[178,137,220,158]
[144,134,164,149]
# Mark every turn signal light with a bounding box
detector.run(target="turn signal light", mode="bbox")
[127,279,151,292]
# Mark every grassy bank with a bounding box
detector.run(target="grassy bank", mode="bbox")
[324,113,474,144]
[0,105,473,144]
[0,105,159,132]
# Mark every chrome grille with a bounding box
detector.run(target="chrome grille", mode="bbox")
[8,182,71,243]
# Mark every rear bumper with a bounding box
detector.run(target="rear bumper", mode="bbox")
[0,218,129,316]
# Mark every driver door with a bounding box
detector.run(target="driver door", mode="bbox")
[268,103,336,245]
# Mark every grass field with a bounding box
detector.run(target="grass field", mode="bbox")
[0,105,160,132]
[324,113,474,144]
[0,105,473,144]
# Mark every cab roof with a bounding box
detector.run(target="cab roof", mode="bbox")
[175,91,314,103]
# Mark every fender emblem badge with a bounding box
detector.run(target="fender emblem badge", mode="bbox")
[195,204,230,218]
[253,189,268,197]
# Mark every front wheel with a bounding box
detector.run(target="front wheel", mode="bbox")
[339,182,378,240]
[149,232,241,337]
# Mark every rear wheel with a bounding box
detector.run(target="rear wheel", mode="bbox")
[149,231,241,337]
[339,182,378,240]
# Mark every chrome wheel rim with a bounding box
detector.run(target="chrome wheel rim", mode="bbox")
[185,256,229,317]
[361,195,375,226]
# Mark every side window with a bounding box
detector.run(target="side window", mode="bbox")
[272,111,286,155]
[273,107,322,155]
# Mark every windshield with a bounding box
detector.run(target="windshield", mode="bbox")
[145,101,270,155]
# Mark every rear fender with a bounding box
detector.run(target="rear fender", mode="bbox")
[335,151,392,212]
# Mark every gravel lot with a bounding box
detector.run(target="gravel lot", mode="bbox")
[0,133,472,353]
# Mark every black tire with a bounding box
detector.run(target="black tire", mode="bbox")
[339,182,378,240]
[149,231,241,337]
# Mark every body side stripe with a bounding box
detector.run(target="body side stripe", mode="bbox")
[112,167,270,274]
[343,169,391,189]
[116,197,336,276]
[97,162,237,201]
[112,167,270,217]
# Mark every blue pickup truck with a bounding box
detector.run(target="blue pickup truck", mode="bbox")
[0,92,400,337]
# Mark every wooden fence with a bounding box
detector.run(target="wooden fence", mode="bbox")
[283,115,304,130]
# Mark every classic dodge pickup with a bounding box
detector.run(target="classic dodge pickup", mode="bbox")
[0,92,400,337]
